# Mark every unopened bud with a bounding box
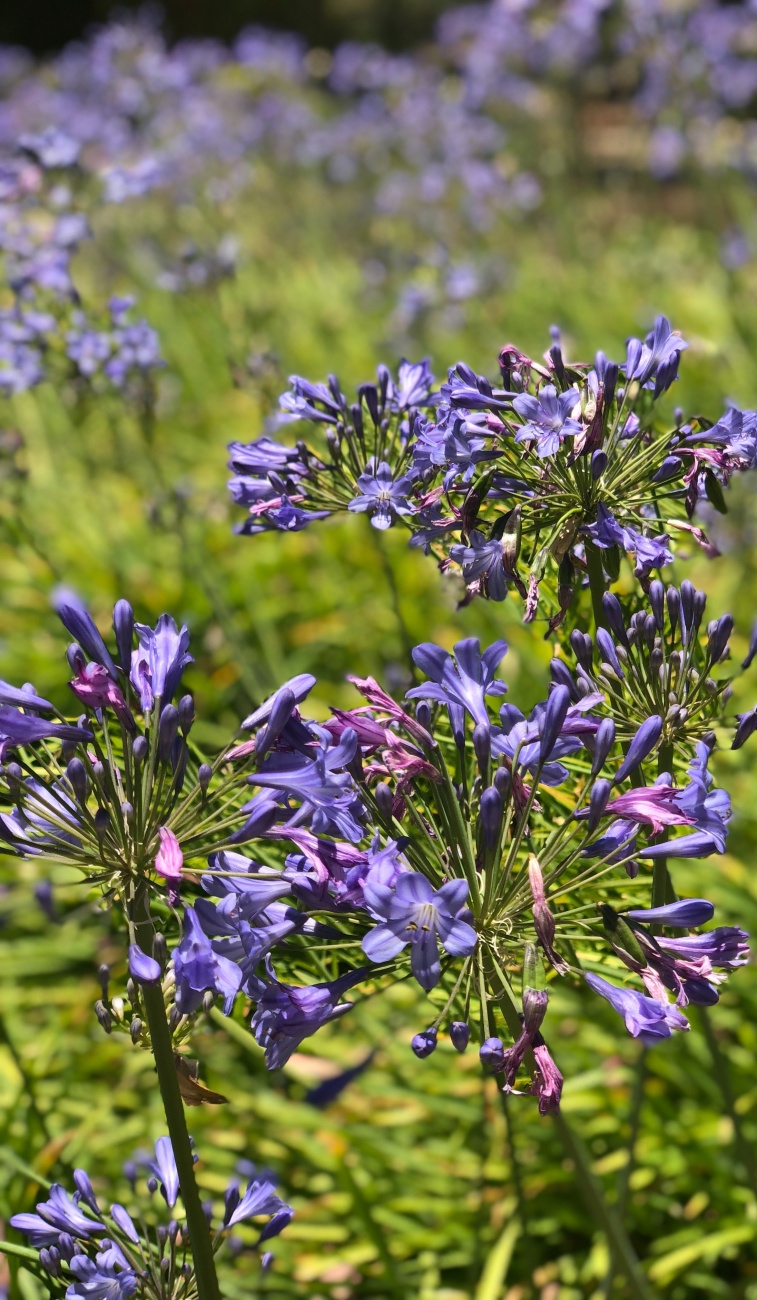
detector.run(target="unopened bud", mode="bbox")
[649,580,665,630]
[591,449,607,480]
[94,807,110,837]
[198,763,212,794]
[95,1000,113,1033]
[158,705,180,760]
[587,778,611,832]
[178,695,195,736]
[92,761,106,786]
[203,989,215,1013]
[168,1005,182,1032]
[479,785,502,847]
[411,1027,437,1059]
[415,701,432,730]
[449,1021,470,1052]
[126,978,137,1003]
[650,647,663,673]
[111,997,125,1021]
[121,800,134,821]
[591,718,615,775]
[67,757,88,803]
[666,586,681,639]
[132,735,148,764]
[66,642,86,675]
[4,761,23,795]
[129,1017,142,1044]
[153,932,167,969]
[98,964,110,997]
[113,600,134,671]
[493,766,511,798]
[375,782,393,818]
[472,722,490,771]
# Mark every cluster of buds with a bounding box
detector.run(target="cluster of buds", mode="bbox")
[555,579,742,761]
[10,1135,292,1299]
[229,317,757,624]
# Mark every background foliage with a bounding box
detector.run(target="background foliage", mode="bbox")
[2,5,757,1297]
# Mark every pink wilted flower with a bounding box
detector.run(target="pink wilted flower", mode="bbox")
[155,827,183,882]
[68,663,134,730]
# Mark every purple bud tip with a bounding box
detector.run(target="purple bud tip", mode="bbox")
[626,899,715,927]
[411,1027,438,1059]
[449,1021,470,1053]
[614,715,663,784]
[479,1037,505,1074]
[591,718,616,776]
[128,943,162,984]
[479,785,503,847]
[539,684,570,763]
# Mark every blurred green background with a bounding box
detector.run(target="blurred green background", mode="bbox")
[3,8,757,1299]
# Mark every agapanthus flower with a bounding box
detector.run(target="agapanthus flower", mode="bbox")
[348,459,416,530]
[512,385,582,457]
[585,972,689,1045]
[362,873,477,990]
[236,318,755,622]
[11,1136,292,1294]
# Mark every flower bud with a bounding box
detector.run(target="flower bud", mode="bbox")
[94,807,110,838]
[449,1021,470,1052]
[649,580,665,630]
[94,1000,113,1033]
[591,449,607,480]
[472,722,490,771]
[650,647,663,674]
[132,735,148,764]
[375,782,393,818]
[522,987,548,1036]
[178,694,195,736]
[415,701,432,730]
[67,757,88,803]
[4,761,23,796]
[198,762,212,793]
[112,599,134,671]
[539,685,570,763]
[587,778,611,832]
[158,704,180,761]
[130,1017,143,1044]
[596,628,623,678]
[601,592,629,647]
[169,1005,182,1032]
[666,586,681,639]
[550,657,578,699]
[479,785,502,846]
[569,630,593,674]
[66,642,86,675]
[153,932,167,969]
[692,589,707,635]
[203,989,216,1013]
[707,615,733,664]
[121,801,134,821]
[742,619,757,670]
[479,1037,505,1074]
[614,716,663,784]
[411,1027,437,1059]
[129,943,162,984]
[98,964,110,997]
[591,718,615,775]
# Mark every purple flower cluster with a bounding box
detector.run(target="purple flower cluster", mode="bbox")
[10,1135,292,1294]
[234,319,756,623]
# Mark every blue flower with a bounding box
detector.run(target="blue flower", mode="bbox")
[627,315,688,396]
[348,460,416,530]
[585,505,672,577]
[173,907,243,1015]
[251,967,367,1069]
[361,872,477,991]
[237,496,332,535]
[392,358,435,409]
[406,637,508,738]
[130,615,192,713]
[251,731,366,842]
[512,385,582,458]
[143,1137,180,1208]
[585,972,689,1046]
[450,530,516,601]
[66,1255,137,1299]
[223,1174,292,1231]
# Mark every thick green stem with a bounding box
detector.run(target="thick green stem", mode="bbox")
[553,1111,654,1300]
[133,890,222,1300]
[585,542,608,630]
